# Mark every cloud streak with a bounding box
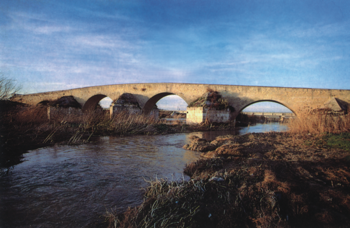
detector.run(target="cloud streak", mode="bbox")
[1,0,349,95]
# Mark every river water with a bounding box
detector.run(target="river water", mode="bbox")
[0,123,287,227]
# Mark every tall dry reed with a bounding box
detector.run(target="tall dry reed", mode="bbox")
[1,106,166,169]
[287,109,350,134]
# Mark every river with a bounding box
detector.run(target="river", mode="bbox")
[0,123,287,227]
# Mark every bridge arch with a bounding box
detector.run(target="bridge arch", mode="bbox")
[143,92,188,114]
[82,94,107,112]
[238,100,296,115]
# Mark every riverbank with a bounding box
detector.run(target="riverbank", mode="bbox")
[0,106,235,172]
[112,132,350,228]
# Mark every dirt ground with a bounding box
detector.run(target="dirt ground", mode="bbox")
[114,132,350,228]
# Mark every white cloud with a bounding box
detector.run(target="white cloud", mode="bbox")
[290,21,350,38]
[33,25,72,34]
[69,35,133,49]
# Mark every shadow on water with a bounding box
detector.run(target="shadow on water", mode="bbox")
[0,123,286,227]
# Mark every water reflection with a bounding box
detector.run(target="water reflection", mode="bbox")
[0,134,201,227]
[192,123,288,141]
[0,123,286,227]
[238,123,288,135]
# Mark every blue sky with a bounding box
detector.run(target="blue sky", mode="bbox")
[1,0,350,111]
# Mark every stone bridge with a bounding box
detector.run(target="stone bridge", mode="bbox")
[11,83,350,119]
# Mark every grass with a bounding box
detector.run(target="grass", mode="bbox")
[325,133,350,151]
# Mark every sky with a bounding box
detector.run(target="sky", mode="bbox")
[1,0,350,112]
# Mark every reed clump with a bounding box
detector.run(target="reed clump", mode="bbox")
[287,109,350,134]
[0,105,162,170]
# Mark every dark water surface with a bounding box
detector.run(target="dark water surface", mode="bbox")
[0,123,287,227]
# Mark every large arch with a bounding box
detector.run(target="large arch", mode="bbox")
[82,94,107,112]
[238,99,296,115]
[143,92,188,114]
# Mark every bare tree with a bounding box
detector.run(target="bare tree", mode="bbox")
[0,76,21,100]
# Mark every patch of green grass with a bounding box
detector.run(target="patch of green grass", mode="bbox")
[326,133,350,151]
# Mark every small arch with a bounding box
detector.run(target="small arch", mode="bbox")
[143,93,188,114]
[82,94,107,112]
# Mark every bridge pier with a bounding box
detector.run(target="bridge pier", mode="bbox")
[109,103,160,119]
[109,103,142,118]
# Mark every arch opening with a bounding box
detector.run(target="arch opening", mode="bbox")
[82,94,107,112]
[156,95,188,111]
[240,101,294,114]
[143,92,188,115]
[99,97,113,110]
[156,94,188,123]
[238,100,295,124]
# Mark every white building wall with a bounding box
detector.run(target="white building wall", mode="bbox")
[186,107,204,124]
[186,107,230,124]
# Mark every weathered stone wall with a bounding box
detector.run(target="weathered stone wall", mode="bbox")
[205,109,230,123]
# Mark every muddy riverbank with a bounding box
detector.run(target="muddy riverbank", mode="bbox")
[114,132,350,228]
